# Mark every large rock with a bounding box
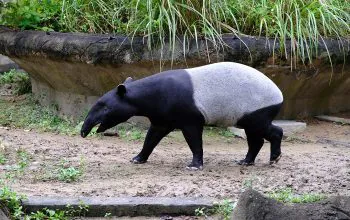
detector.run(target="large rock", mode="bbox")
[0,54,19,73]
[232,189,350,220]
[0,208,10,220]
[0,27,349,119]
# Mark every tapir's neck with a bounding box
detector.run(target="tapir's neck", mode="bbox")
[126,77,163,117]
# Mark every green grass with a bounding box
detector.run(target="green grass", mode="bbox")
[0,95,80,135]
[268,187,326,203]
[0,153,7,165]
[116,123,146,142]
[195,199,236,220]
[0,183,89,219]
[1,0,349,69]
[57,159,85,183]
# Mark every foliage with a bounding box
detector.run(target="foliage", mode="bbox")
[0,95,80,135]
[57,159,85,183]
[0,153,6,165]
[0,0,62,31]
[16,149,31,171]
[195,199,235,220]
[1,0,349,67]
[0,183,89,219]
[0,185,25,219]
[58,166,81,182]
[116,123,146,141]
[268,187,326,203]
[0,69,31,95]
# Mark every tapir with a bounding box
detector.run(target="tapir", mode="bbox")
[81,62,283,170]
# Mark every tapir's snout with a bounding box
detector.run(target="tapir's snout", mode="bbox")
[80,117,96,138]
[80,122,90,138]
[81,116,108,138]
[80,130,88,138]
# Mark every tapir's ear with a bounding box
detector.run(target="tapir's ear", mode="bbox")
[116,84,127,97]
[124,77,133,84]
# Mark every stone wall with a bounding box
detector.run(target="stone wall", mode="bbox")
[0,26,349,119]
[0,54,19,73]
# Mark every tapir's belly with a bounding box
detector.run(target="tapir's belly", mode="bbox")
[186,62,283,126]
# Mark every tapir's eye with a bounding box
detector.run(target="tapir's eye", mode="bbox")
[104,106,108,112]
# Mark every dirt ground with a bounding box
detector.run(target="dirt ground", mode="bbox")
[0,115,349,201]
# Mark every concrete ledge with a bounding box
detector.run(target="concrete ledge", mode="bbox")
[272,120,307,136]
[0,54,19,73]
[22,196,214,217]
[0,209,10,220]
[315,115,350,125]
[229,120,307,139]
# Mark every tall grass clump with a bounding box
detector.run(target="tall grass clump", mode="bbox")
[231,0,350,71]
[1,0,349,68]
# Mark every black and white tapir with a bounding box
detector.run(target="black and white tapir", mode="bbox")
[81,62,283,170]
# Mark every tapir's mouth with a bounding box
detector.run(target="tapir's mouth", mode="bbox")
[81,122,102,138]
[81,119,117,138]
[96,123,107,133]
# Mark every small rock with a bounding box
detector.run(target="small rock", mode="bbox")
[4,84,12,89]
[228,127,246,139]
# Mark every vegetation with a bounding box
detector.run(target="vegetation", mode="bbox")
[1,0,349,66]
[0,184,89,219]
[195,199,236,220]
[57,159,85,183]
[0,146,89,219]
[268,187,326,203]
[0,69,31,95]
[0,153,6,165]
[0,95,80,135]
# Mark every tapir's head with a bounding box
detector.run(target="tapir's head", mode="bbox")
[81,77,135,138]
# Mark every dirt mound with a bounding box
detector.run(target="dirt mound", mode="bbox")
[233,189,350,220]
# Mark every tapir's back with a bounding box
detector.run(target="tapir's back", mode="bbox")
[185,62,283,126]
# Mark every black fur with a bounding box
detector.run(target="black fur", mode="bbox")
[81,69,283,169]
[81,70,206,169]
[236,103,283,165]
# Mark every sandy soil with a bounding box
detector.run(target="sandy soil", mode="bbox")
[2,69,349,220]
[0,116,349,201]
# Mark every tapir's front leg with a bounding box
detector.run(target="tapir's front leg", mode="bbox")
[181,125,204,170]
[131,125,174,163]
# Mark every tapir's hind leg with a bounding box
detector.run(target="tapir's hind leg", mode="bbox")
[181,125,204,170]
[264,124,283,164]
[237,131,264,165]
[236,103,283,165]
[131,125,174,164]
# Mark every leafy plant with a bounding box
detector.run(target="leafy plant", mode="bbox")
[57,159,85,183]
[0,153,7,165]
[16,149,31,171]
[0,0,62,31]
[212,199,235,220]
[195,199,236,220]
[58,166,81,182]
[0,69,31,95]
[0,185,25,219]
[195,207,207,218]
[0,183,89,219]
[268,187,326,203]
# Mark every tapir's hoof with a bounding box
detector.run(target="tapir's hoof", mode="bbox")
[269,154,282,165]
[130,156,147,164]
[237,159,255,166]
[186,165,203,171]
